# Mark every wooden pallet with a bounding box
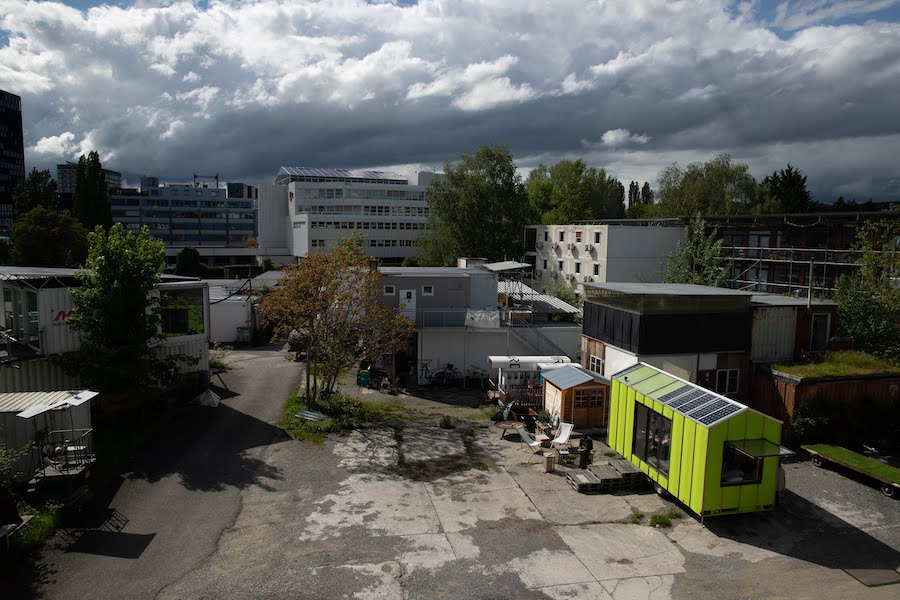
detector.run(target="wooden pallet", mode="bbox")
[608,459,644,487]
[566,469,603,493]
[589,465,626,492]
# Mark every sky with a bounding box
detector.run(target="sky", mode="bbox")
[2,0,900,202]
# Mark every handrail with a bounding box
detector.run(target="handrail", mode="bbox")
[505,315,569,358]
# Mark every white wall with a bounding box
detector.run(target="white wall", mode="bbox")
[605,226,684,283]
[604,345,639,378]
[642,354,698,382]
[532,324,581,360]
[209,299,252,343]
[418,329,531,383]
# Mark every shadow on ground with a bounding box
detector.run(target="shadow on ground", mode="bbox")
[706,490,900,587]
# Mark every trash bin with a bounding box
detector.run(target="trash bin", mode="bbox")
[543,452,556,473]
[358,370,370,387]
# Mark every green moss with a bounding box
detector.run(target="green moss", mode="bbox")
[773,351,900,379]
[806,444,900,483]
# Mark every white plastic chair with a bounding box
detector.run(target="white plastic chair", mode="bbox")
[516,426,543,462]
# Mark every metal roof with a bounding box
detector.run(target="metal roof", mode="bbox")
[278,166,408,183]
[498,281,580,315]
[583,282,754,296]
[750,293,837,307]
[542,364,608,390]
[379,267,487,277]
[612,363,755,428]
[0,267,79,281]
[0,390,88,414]
[480,261,531,272]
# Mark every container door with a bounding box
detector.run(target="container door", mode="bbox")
[399,289,416,321]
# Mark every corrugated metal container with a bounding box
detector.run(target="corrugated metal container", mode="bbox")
[37,287,81,355]
[0,391,92,480]
[751,306,796,362]
[0,358,83,393]
[156,338,210,373]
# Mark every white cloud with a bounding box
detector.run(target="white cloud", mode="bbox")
[31,131,76,156]
[600,129,651,147]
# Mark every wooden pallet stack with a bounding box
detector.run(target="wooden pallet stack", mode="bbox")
[608,458,643,488]
[566,457,647,494]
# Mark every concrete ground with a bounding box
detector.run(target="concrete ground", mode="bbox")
[12,347,899,599]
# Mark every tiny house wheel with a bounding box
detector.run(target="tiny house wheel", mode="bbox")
[882,484,896,498]
[811,455,825,467]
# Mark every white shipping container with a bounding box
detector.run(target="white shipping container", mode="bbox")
[37,287,81,355]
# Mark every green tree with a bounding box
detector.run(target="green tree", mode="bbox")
[526,160,625,223]
[664,216,730,287]
[585,167,625,219]
[420,144,528,265]
[545,273,580,312]
[66,223,194,394]
[258,237,414,403]
[657,153,757,217]
[640,182,654,205]
[175,246,204,276]
[11,206,88,267]
[72,151,113,231]
[834,216,900,364]
[628,181,640,209]
[13,167,57,215]
[758,164,812,214]
[525,163,553,224]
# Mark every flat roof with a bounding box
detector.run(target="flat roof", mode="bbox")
[480,261,531,272]
[0,390,94,415]
[584,282,754,296]
[278,166,408,183]
[750,293,837,307]
[379,267,488,277]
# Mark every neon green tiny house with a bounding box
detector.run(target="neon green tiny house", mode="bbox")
[609,363,792,517]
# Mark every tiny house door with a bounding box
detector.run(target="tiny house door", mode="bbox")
[399,289,416,320]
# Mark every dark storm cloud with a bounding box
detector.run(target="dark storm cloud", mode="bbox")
[1,0,899,201]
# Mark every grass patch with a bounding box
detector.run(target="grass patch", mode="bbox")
[649,508,683,528]
[281,391,403,443]
[439,416,457,429]
[479,404,500,421]
[475,462,489,471]
[0,502,61,575]
[629,509,644,524]
[806,444,900,483]
[773,351,900,379]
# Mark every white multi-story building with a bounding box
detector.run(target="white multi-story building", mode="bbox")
[523,223,685,293]
[258,167,436,264]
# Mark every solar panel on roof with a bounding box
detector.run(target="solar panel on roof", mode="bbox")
[687,399,730,420]
[696,404,742,426]
[668,389,706,409]
[675,395,717,414]
[658,387,690,404]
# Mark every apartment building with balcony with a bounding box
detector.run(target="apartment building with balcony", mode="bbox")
[522,223,685,294]
[257,167,436,265]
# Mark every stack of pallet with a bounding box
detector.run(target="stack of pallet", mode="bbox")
[567,462,626,493]
[608,458,643,488]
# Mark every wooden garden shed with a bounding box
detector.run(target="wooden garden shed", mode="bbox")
[609,363,791,517]
[542,364,610,428]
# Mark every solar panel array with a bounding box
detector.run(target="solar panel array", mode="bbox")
[695,404,742,426]
[657,387,690,404]
[281,166,407,182]
[669,389,708,410]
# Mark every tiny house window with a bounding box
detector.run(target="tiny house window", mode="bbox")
[422,285,434,296]
[721,443,763,486]
[632,403,672,476]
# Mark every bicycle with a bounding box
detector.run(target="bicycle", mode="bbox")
[430,363,462,386]
[420,359,432,382]
[466,365,489,391]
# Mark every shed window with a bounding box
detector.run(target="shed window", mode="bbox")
[632,403,672,476]
[590,389,604,407]
[721,443,763,486]
[575,390,588,407]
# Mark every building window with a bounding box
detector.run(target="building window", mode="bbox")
[160,287,205,337]
[590,389,604,407]
[632,403,672,476]
[575,262,581,274]
[558,231,564,242]
[721,443,763,486]
[558,261,563,271]
[575,231,582,243]
[594,231,600,244]
[542,259,547,269]
[716,369,739,395]
[544,230,549,241]
[383,285,395,295]
[589,355,604,375]
[422,285,434,296]
[593,264,599,276]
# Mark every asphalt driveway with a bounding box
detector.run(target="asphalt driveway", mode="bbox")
[10,347,899,599]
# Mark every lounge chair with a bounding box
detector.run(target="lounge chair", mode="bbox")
[516,426,543,462]
[550,422,574,449]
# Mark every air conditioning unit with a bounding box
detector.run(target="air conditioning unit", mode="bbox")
[566,243,573,250]
[584,244,593,252]
[536,241,543,249]
[551,242,559,250]
[566,273,575,281]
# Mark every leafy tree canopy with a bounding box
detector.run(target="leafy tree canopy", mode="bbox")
[72,150,113,231]
[834,214,900,364]
[526,159,625,224]
[757,164,812,214]
[657,153,757,217]
[664,216,731,287]
[259,236,414,402]
[11,206,88,267]
[175,245,204,276]
[419,144,528,265]
[13,167,57,215]
[66,223,193,393]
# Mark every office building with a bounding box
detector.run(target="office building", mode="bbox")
[0,89,26,238]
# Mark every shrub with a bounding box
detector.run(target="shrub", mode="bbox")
[439,416,457,429]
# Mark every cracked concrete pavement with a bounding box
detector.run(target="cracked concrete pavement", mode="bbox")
[16,347,899,599]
